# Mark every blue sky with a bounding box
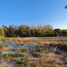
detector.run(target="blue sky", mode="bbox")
[0,0,67,29]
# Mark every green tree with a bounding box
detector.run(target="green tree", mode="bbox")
[0,27,4,36]
[61,29,67,36]
[19,25,31,37]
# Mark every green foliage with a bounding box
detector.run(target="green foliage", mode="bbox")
[0,25,67,37]
[0,27,4,36]
[62,29,67,36]
[19,25,31,37]
[1,38,6,42]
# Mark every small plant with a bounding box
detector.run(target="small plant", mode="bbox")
[1,37,6,42]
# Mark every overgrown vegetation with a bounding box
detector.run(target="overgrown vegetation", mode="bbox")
[0,42,67,67]
[0,25,66,37]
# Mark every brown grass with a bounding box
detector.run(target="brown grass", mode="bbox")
[0,37,66,45]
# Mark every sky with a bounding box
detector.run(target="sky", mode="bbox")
[0,0,67,29]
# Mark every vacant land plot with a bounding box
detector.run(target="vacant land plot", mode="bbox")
[1,37,67,45]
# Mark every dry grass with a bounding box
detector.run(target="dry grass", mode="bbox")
[0,37,67,45]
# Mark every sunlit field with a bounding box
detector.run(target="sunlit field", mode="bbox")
[0,0,67,67]
[0,37,67,67]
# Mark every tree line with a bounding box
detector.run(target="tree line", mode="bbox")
[0,25,67,37]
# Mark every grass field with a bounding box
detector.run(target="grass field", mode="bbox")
[0,37,67,45]
[0,37,67,67]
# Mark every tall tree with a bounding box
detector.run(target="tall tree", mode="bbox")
[0,27,4,36]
